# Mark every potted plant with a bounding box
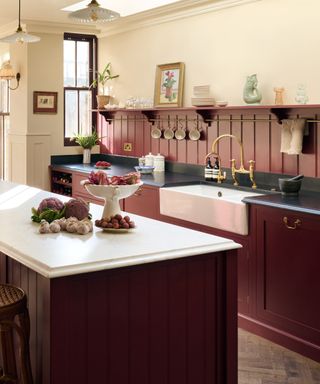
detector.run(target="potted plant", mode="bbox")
[90,62,119,109]
[71,131,99,164]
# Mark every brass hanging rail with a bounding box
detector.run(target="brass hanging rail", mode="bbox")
[99,116,319,123]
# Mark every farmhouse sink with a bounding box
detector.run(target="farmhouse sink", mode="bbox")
[160,184,263,235]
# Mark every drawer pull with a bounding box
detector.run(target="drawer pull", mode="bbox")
[283,216,301,230]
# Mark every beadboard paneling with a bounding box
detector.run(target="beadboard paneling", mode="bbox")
[0,253,51,384]
[98,109,320,178]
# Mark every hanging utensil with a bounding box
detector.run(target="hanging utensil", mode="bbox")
[175,119,186,140]
[189,118,201,141]
[164,116,174,140]
[151,118,162,139]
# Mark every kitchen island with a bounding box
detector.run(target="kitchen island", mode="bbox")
[0,181,241,384]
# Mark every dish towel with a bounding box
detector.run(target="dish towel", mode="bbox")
[280,119,306,155]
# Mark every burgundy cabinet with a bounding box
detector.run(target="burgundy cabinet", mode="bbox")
[72,172,105,206]
[124,185,160,220]
[253,205,320,362]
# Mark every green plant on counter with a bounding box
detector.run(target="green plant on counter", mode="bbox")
[90,62,119,91]
[71,131,99,149]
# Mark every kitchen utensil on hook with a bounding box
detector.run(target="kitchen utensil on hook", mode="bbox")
[164,118,174,140]
[151,119,162,139]
[189,119,201,141]
[174,119,186,140]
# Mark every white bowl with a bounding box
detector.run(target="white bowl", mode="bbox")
[85,182,143,219]
[134,166,154,174]
[216,101,228,107]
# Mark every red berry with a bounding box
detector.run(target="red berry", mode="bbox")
[124,215,130,222]
[129,221,135,228]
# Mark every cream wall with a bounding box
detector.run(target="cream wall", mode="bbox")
[99,0,320,106]
[7,32,98,189]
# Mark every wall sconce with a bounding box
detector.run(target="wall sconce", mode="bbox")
[0,61,21,90]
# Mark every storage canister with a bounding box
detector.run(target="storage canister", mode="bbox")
[153,153,165,172]
[145,152,154,166]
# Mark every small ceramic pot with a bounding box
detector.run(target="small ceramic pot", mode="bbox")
[83,148,91,164]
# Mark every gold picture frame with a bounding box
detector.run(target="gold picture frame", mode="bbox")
[154,62,185,108]
[33,91,58,114]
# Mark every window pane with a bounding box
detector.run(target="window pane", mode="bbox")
[64,40,75,87]
[77,41,89,87]
[79,91,92,136]
[65,90,78,137]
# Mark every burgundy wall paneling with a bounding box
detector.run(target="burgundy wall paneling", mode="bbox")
[97,105,320,179]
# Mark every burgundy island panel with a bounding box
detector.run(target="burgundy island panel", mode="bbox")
[0,250,238,384]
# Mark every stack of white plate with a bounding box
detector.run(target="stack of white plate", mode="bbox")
[191,85,215,106]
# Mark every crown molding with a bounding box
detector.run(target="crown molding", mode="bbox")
[0,20,100,38]
[98,0,262,38]
[24,20,100,35]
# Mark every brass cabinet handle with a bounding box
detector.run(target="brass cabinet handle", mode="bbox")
[283,216,301,230]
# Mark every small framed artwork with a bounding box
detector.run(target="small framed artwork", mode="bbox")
[154,62,185,108]
[33,91,58,114]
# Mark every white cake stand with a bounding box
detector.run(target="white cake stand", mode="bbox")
[85,182,143,219]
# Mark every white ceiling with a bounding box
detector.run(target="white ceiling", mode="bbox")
[0,0,183,26]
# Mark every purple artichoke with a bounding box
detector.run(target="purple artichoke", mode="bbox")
[65,198,90,220]
[37,197,64,213]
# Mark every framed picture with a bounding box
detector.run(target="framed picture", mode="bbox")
[154,62,185,108]
[33,91,58,114]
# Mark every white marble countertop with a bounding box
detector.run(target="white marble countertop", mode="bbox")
[0,181,241,278]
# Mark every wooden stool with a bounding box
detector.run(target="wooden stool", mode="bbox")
[0,284,33,384]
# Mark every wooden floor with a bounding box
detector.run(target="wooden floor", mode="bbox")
[238,328,320,384]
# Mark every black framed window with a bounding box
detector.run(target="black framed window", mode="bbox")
[63,33,97,146]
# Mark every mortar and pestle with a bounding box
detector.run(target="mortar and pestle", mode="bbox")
[278,174,304,195]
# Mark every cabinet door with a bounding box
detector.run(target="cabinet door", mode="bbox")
[256,206,320,345]
[72,172,103,205]
[124,185,160,220]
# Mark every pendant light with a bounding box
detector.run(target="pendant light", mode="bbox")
[68,0,120,23]
[0,0,40,44]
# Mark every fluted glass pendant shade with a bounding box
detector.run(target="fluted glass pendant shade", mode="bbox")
[69,0,120,23]
[0,0,40,44]
[0,62,15,79]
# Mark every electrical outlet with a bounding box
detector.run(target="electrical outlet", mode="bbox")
[123,142,132,151]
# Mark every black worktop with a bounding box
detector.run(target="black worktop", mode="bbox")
[243,192,320,216]
[51,162,204,187]
[51,154,320,215]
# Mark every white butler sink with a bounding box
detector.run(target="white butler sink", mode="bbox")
[160,184,263,235]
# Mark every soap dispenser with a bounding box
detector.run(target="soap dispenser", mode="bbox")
[212,157,220,182]
[204,157,213,181]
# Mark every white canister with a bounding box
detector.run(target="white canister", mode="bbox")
[153,153,165,172]
[145,152,154,166]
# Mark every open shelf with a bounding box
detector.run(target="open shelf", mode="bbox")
[93,104,320,126]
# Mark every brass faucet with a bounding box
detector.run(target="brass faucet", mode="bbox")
[211,134,257,189]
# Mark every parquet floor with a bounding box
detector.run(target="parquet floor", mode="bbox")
[238,328,320,384]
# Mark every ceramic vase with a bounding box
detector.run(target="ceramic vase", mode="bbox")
[83,149,91,164]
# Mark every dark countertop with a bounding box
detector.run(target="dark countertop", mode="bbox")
[51,155,320,215]
[51,163,204,187]
[243,192,320,216]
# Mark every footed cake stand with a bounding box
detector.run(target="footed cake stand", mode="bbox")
[85,182,143,219]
